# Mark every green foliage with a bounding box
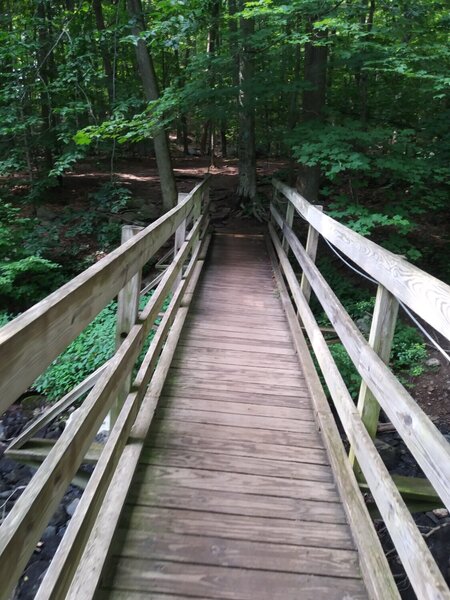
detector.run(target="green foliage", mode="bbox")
[34,291,170,402]
[34,301,118,401]
[0,203,64,311]
[317,297,428,400]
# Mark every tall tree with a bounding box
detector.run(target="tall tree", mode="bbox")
[237,5,256,203]
[127,0,178,212]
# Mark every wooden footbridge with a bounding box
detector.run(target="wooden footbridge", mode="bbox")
[0,176,449,599]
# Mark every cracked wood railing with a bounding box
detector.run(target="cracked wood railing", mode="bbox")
[270,179,450,600]
[0,176,211,600]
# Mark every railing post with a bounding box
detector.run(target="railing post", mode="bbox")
[282,201,295,255]
[174,193,188,288]
[110,225,143,427]
[300,206,322,303]
[349,284,399,473]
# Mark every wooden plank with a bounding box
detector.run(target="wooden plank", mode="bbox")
[181,325,290,342]
[300,206,322,303]
[267,231,400,600]
[103,560,367,600]
[122,506,353,549]
[192,303,286,317]
[350,284,399,473]
[195,288,281,304]
[139,448,334,482]
[172,352,300,372]
[174,345,299,367]
[175,338,296,356]
[157,396,314,421]
[30,232,211,600]
[269,224,450,599]
[114,530,360,579]
[181,331,293,349]
[168,366,306,389]
[190,308,288,323]
[181,323,291,341]
[273,178,450,340]
[185,315,289,332]
[271,210,450,512]
[133,466,339,503]
[127,484,345,523]
[164,378,306,398]
[51,239,213,600]
[146,432,328,465]
[162,383,310,406]
[111,225,143,425]
[0,178,207,414]
[154,407,314,434]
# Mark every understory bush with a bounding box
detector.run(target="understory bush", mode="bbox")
[317,297,428,400]
[0,203,64,312]
[34,292,170,402]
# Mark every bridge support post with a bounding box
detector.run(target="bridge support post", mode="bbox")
[349,284,399,476]
[174,193,188,289]
[282,201,295,255]
[110,225,143,427]
[300,206,322,304]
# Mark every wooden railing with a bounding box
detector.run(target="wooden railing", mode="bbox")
[0,176,211,600]
[269,179,450,600]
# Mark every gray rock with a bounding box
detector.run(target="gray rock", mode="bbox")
[425,357,441,368]
[0,421,5,441]
[433,508,449,519]
[65,498,80,517]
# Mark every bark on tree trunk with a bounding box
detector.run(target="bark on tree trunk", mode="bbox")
[296,23,328,202]
[92,0,114,107]
[237,9,256,203]
[127,0,177,212]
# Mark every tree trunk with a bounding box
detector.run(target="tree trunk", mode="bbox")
[237,9,256,203]
[296,23,328,202]
[359,0,375,125]
[37,0,56,170]
[92,0,114,107]
[127,0,177,212]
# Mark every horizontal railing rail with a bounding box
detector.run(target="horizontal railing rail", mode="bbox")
[0,176,211,600]
[270,179,450,600]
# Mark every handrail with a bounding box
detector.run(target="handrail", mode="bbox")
[270,181,450,600]
[0,175,209,415]
[0,176,211,600]
[273,179,450,340]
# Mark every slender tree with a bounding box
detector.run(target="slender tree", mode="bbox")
[127,0,178,212]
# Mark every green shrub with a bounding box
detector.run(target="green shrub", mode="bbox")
[34,292,170,402]
[0,203,64,312]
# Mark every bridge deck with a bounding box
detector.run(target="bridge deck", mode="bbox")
[98,235,368,599]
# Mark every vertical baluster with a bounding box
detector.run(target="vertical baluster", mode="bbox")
[349,284,399,474]
[300,206,322,304]
[110,225,143,427]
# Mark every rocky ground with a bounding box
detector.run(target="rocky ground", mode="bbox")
[0,400,82,599]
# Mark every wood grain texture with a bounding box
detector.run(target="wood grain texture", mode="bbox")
[271,208,450,513]
[95,234,366,600]
[127,484,346,523]
[0,179,207,414]
[102,558,367,600]
[273,178,450,340]
[269,223,450,599]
